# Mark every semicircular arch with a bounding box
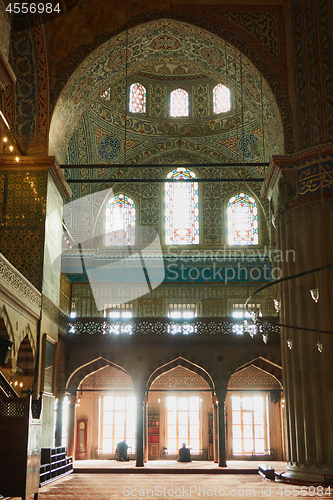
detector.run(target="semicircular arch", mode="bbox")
[49,18,287,164]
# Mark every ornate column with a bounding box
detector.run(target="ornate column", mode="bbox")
[67,394,77,458]
[143,394,148,463]
[55,393,65,447]
[212,394,219,463]
[215,388,227,467]
[262,145,333,483]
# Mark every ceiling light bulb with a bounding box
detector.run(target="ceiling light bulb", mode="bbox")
[3,137,8,143]
[287,339,293,350]
[262,334,268,344]
[317,341,323,353]
[248,328,255,338]
[9,145,13,152]
[273,298,282,312]
[15,157,19,162]
[310,289,319,303]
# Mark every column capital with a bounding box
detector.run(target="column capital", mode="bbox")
[215,388,228,404]
[67,393,77,405]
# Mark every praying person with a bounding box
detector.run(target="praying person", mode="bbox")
[177,443,191,462]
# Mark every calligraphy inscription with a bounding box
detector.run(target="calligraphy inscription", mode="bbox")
[297,160,333,197]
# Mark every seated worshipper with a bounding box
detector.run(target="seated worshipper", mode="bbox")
[116,440,129,461]
[177,443,191,462]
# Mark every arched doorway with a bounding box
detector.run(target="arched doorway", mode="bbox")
[226,359,283,461]
[147,360,215,461]
[73,363,135,460]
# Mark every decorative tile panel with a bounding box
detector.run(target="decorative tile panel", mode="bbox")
[152,366,210,389]
[193,83,209,117]
[150,84,166,117]
[228,365,281,389]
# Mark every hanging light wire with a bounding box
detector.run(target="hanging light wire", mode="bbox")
[260,74,266,175]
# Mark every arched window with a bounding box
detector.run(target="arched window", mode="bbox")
[129,83,146,114]
[227,193,258,245]
[165,168,199,245]
[170,88,189,117]
[105,194,136,246]
[213,84,231,114]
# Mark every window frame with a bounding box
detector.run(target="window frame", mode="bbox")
[169,87,190,118]
[164,167,200,247]
[165,394,202,455]
[226,192,259,247]
[129,82,147,114]
[212,83,231,115]
[230,392,270,457]
[104,193,137,247]
[99,393,137,454]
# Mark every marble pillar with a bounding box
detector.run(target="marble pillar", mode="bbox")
[216,389,227,467]
[67,394,77,459]
[135,388,146,467]
[143,395,148,463]
[212,395,219,463]
[262,145,333,483]
[55,394,65,447]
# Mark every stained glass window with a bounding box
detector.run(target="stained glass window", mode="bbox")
[165,168,199,245]
[213,84,231,114]
[227,193,258,245]
[129,83,146,113]
[101,88,111,101]
[105,194,136,246]
[170,88,189,117]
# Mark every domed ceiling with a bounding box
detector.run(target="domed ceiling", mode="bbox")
[50,20,283,170]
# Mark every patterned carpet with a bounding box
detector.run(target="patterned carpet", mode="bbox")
[7,470,328,500]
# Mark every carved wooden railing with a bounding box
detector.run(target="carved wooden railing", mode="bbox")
[0,372,41,500]
[67,316,280,338]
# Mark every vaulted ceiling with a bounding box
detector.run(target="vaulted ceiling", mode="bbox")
[49,20,284,168]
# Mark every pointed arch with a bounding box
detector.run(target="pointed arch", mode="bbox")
[17,334,34,374]
[0,306,15,356]
[147,357,215,392]
[66,357,133,392]
[227,353,282,386]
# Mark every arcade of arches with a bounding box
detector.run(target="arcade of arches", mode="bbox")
[0,0,333,488]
